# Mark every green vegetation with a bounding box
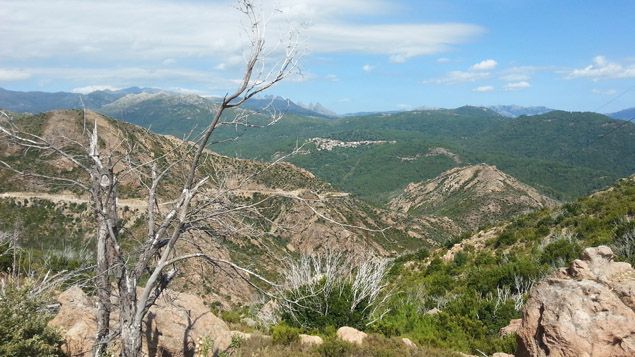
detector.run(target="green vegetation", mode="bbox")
[0,282,64,357]
[98,100,635,204]
[376,176,635,355]
[232,332,460,357]
[282,279,374,331]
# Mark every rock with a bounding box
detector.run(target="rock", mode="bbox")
[49,286,233,356]
[401,337,416,348]
[425,307,441,315]
[517,246,635,357]
[336,326,367,345]
[492,353,514,357]
[256,300,279,327]
[231,331,252,340]
[48,286,97,356]
[299,334,324,345]
[499,318,521,336]
[241,317,257,328]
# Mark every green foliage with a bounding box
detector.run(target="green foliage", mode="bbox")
[271,323,301,345]
[282,279,372,331]
[381,176,635,355]
[540,238,582,266]
[316,337,353,357]
[0,284,64,357]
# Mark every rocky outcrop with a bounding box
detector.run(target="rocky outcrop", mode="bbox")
[49,286,232,356]
[336,326,367,345]
[499,318,521,337]
[517,246,635,357]
[389,164,557,230]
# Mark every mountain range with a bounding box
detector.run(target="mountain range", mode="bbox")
[2,88,633,206]
[2,89,635,356]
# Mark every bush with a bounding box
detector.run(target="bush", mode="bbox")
[271,323,300,345]
[540,238,582,266]
[0,283,64,357]
[279,252,390,331]
[316,337,352,357]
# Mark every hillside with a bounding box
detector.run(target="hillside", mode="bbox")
[380,175,635,355]
[0,109,456,303]
[5,90,634,204]
[389,164,558,230]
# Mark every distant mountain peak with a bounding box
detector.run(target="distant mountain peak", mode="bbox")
[389,164,557,230]
[609,107,635,121]
[488,105,554,118]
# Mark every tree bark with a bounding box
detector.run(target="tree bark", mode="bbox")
[93,212,111,356]
[119,279,142,357]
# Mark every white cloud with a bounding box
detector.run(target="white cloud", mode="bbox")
[473,85,494,92]
[500,73,530,82]
[436,57,451,63]
[362,64,374,72]
[426,70,490,84]
[504,81,531,91]
[0,69,31,81]
[568,56,635,80]
[71,85,120,93]
[325,74,339,82]
[592,88,618,95]
[0,0,484,67]
[471,59,497,71]
[162,58,176,66]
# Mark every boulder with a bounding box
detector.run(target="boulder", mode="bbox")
[499,318,521,336]
[517,246,635,357]
[49,286,233,356]
[336,326,367,345]
[299,334,324,345]
[401,337,416,348]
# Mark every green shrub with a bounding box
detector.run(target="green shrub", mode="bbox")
[540,238,582,266]
[271,323,300,345]
[282,279,372,330]
[316,337,352,357]
[0,284,64,357]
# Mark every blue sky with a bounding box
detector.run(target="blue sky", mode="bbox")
[1,0,634,114]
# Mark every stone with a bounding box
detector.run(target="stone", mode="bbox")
[299,334,324,345]
[336,326,367,345]
[49,286,233,356]
[516,246,635,357]
[499,318,521,336]
[241,317,258,328]
[401,337,416,348]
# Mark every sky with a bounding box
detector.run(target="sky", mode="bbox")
[1,0,634,114]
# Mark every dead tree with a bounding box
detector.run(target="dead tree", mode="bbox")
[0,1,300,356]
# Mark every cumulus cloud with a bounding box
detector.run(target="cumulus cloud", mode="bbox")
[473,85,494,92]
[0,69,31,81]
[504,81,531,91]
[471,59,497,71]
[568,56,635,80]
[362,64,374,72]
